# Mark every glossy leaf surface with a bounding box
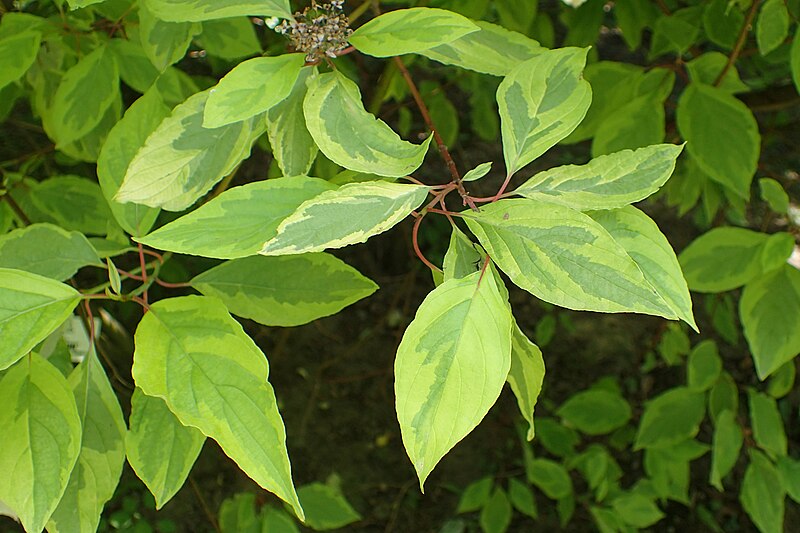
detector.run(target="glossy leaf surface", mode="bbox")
[146,0,292,21]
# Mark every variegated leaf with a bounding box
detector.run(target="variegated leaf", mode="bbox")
[508,322,545,441]
[267,68,318,177]
[145,0,292,22]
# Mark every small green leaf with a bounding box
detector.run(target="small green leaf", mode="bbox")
[260,181,429,255]
[709,372,739,425]
[749,390,788,458]
[218,493,259,533]
[395,271,512,489]
[304,71,432,177]
[709,409,743,490]
[527,459,572,499]
[350,8,479,57]
[0,268,81,370]
[757,0,790,56]
[479,488,512,533]
[0,353,82,533]
[0,30,41,91]
[190,254,377,327]
[777,456,800,503]
[557,389,631,436]
[297,483,361,530]
[267,68,318,177]
[759,178,789,214]
[457,477,493,513]
[635,387,705,449]
[686,52,749,93]
[261,507,300,533]
[145,0,292,22]
[687,340,722,392]
[611,493,664,528]
[740,450,785,533]
[197,17,262,60]
[767,361,795,399]
[507,322,545,441]
[139,2,200,71]
[703,0,744,49]
[443,225,483,281]
[0,224,100,280]
[462,162,492,182]
[507,478,537,518]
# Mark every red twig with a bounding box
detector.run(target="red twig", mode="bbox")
[411,213,442,273]
[84,300,96,346]
[138,243,149,306]
[155,279,191,289]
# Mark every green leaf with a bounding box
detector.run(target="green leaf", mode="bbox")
[51,44,120,147]
[463,199,676,318]
[267,68,318,177]
[527,458,572,499]
[0,224,101,280]
[260,181,429,255]
[443,225,483,281]
[350,8,479,57]
[591,95,665,157]
[757,0,790,56]
[139,1,200,71]
[203,54,305,128]
[515,144,683,210]
[47,354,127,533]
[740,264,800,379]
[740,450,785,533]
[190,254,377,327]
[115,89,260,211]
[703,0,744,49]
[25,175,115,236]
[138,176,335,259]
[686,52,749,94]
[457,477,494,513]
[759,178,789,214]
[261,507,300,533]
[145,0,292,21]
[497,47,591,177]
[479,488,512,533]
[419,20,543,76]
[131,296,303,518]
[126,388,205,509]
[557,389,631,436]
[463,162,492,182]
[97,88,168,237]
[197,17,262,60]
[218,493,259,533]
[507,478,537,518]
[777,456,800,503]
[677,83,760,199]
[507,322,545,441]
[303,71,432,177]
[709,409,743,490]
[0,269,81,370]
[767,361,795,398]
[0,30,41,91]
[709,372,739,425]
[0,353,82,533]
[108,38,160,95]
[395,270,512,489]
[297,483,361,530]
[792,28,800,94]
[749,390,787,458]
[634,387,705,449]
[611,493,664,528]
[687,340,723,392]
[588,206,696,330]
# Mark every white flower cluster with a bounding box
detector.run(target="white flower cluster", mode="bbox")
[274,1,353,61]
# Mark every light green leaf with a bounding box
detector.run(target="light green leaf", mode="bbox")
[497,47,592,177]
[677,83,760,199]
[115,89,260,211]
[591,95,665,157]
[709,409,743,490]
[612,493,664,528]
[297,483,361,530]
[507,322,545,441]
[686,52,749,93]
[757,0,790,56]
[203,54,305,128]
[749,390,788,458]
[588,206,696,329]
[66,0,105,7]
[759,178,789,214]
[463,199,676,318]
[0,224,101,280]
[218,492,259,533]
[687,340,722,392]
[635,387,705,449]
[479,488,512,533]
[26,175,115,236]
[126,388,205,509]
[350,8,479,57]
[267,68,318,177]
[527,459,572,499]
[131,296,303,518]
[190,254,377,327]
[197,17,262,60]
[47,354,126,533]
[0,268,81,370]
[557,389,631,436]
[740,264,800,379]
[516,144,682,210]
[304,71,432,177]
[443,225,483,281]
[507,478,537,518]
[51,44,120,147]
[138,177,334,259]
[261,507,300,533]
[0,353,82,533]
[767,361,795,399]
[703,0,744,49]
[740,450,785,533]
[395,270,512,489]
[419,20,543,76]
[462,162,492,182]
[709,372,739,425]
[457,477,493,513]
[139,1,200,71]
[0,30,41,91]
[777,456,800,503]
[260,181,429,255]
[145,0,292,22]
[97,88,168,237]
[108,37,160,95]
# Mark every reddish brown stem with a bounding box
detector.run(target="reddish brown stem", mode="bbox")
[411,213,442,273]
[155,279,191,289]
[491,173,516,202]
[138,243,149,306]
[714,0,761,87]
[2,193,31,225]
[83,300,96,347]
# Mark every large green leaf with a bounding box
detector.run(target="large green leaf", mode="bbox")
[741,450,785,533]
[677,83,760,199]
[266,68,318,177]
[0,268,81,370]
[303,71,432,177]
[145,0,292,21]
[497,47,591,177]
[757,0,790,56]
[419,20,543,76]
[139,1,200,71]
[138,177,334,258]
[709,409,743,490]
[749,390,788,458]
[588,206,696,329]
[23,175,115,236]
[634,387,705,449]
[131,296,303,518]
[507,322,545,441]
[48,354,126,533]
[740,264,800,379]
[514,144,683,210]
[115,90,259,211]
[350,8,479,57]
[203,54,305,128]
[463,199,676,318]
[97,88,168,237]
[50,44,120,147]
[126,388,205,509]
[0,224,100,280]
[557,389,631,436]
[190,254,378,327]
[0,30,41,91]
[395,270,512,489]
[0,353,82,533]
[260,181,429,255]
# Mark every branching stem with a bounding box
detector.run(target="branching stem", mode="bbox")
[714,0,761,87]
